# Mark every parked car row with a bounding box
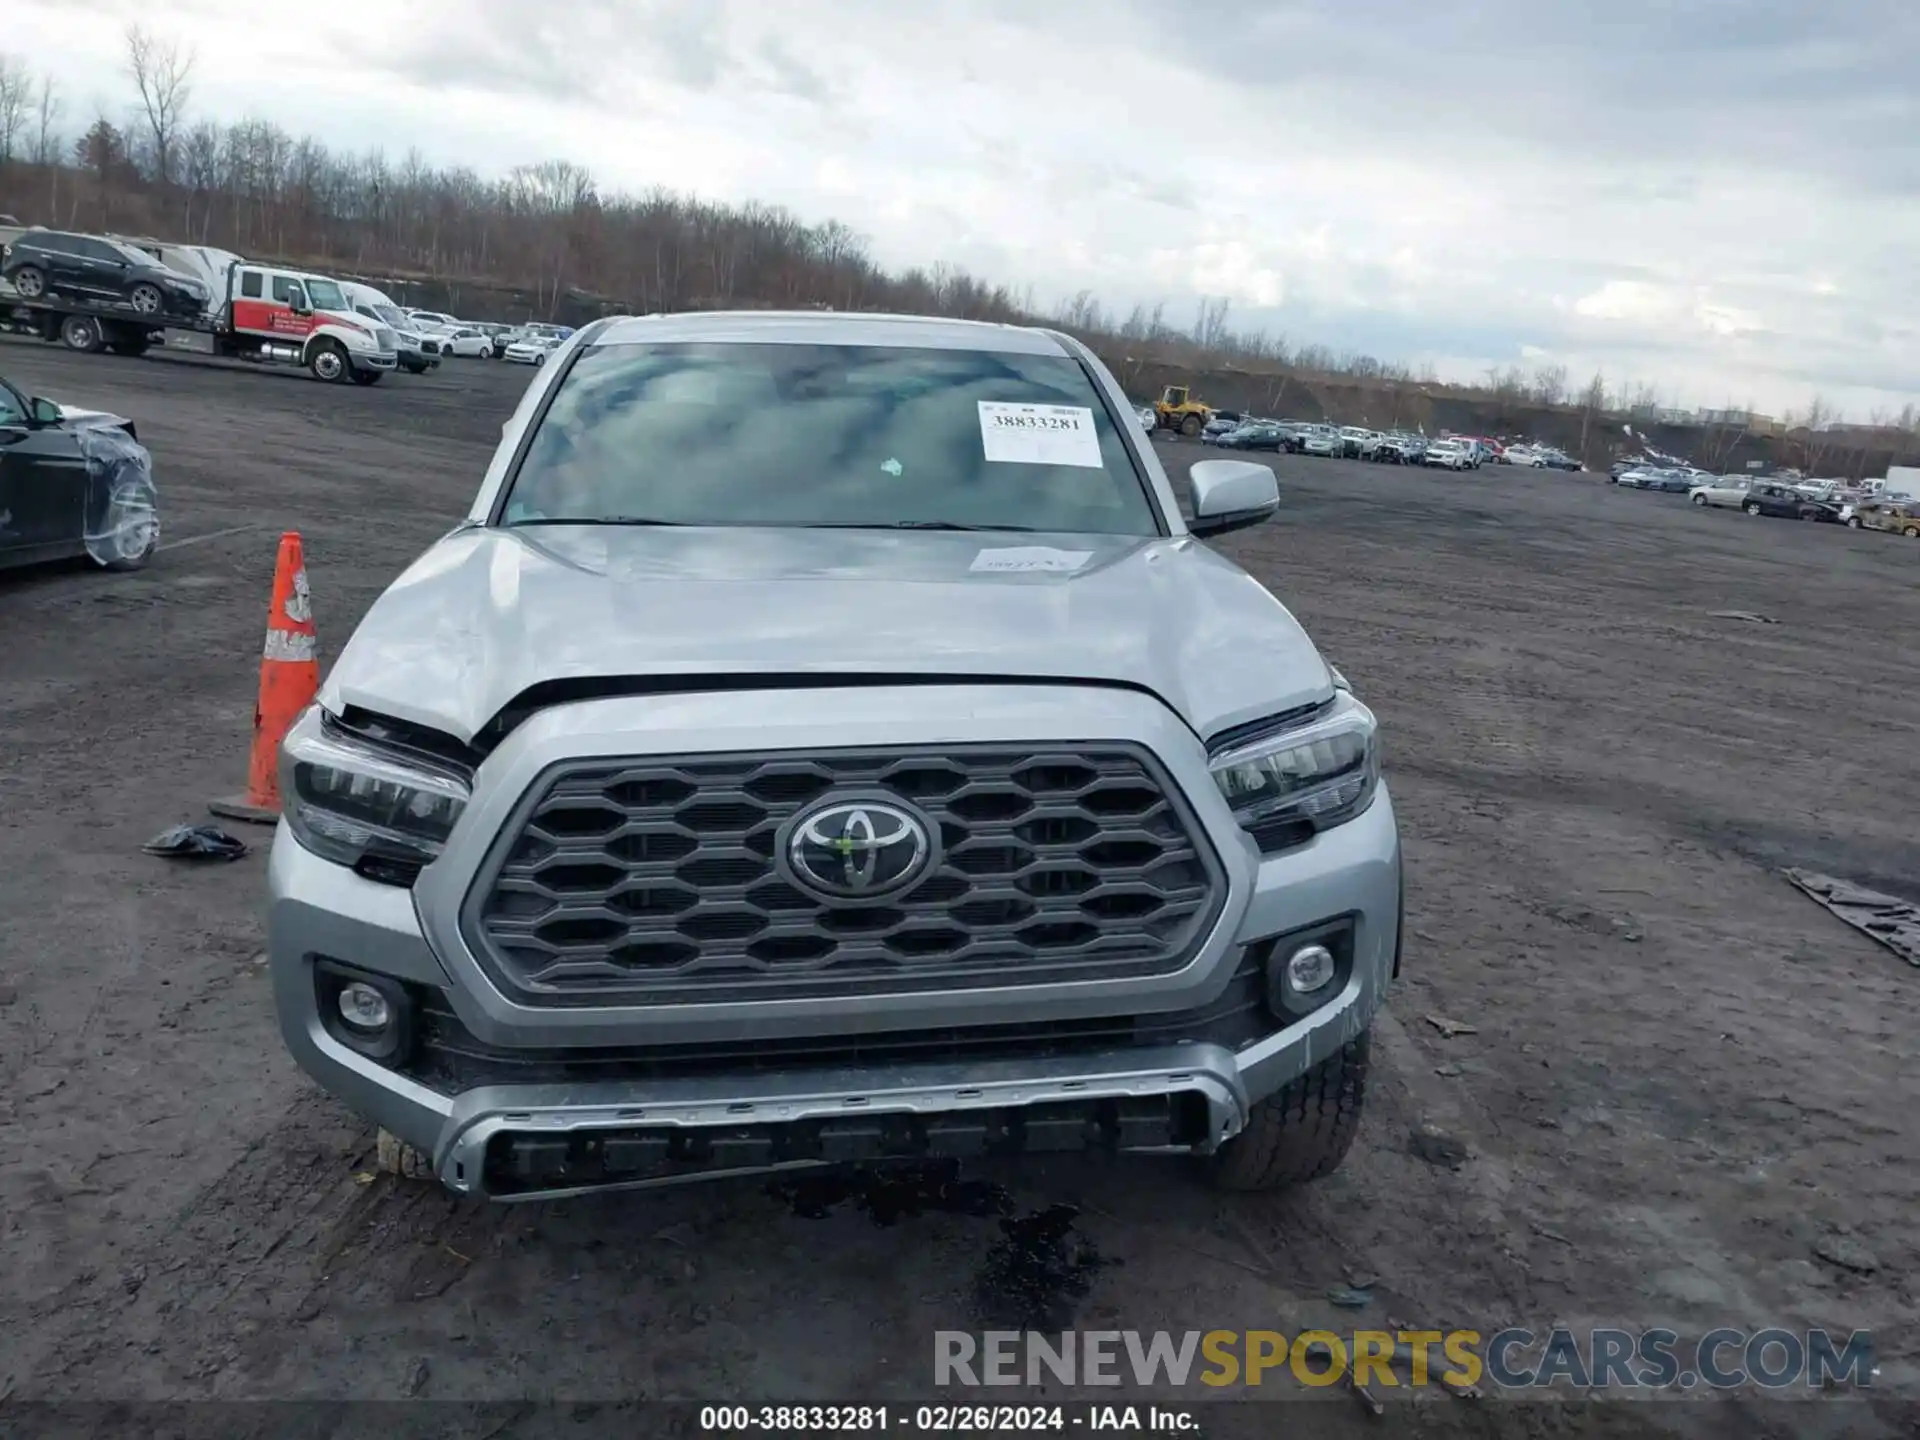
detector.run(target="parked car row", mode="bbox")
[397,313,572,362]
[1189,415,1592,474]
[1603,463,1919,537]
[1193,417,1573,474]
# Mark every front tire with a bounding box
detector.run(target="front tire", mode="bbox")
[309,340,348,382]
[1180,414,1203,437]
[1846,516,1863,528]
[1210,1031,1371,1192]
[128,282,164,315]
[1744,502,1762,516]
[96,480,160,571]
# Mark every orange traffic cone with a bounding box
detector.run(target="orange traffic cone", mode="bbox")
[210,531,320,825]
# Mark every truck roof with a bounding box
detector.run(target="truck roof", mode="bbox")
[593,310,1072,356]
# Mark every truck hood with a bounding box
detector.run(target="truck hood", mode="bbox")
[320,525,1335,747]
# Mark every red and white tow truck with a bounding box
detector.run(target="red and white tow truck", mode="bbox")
[1,251,398,384]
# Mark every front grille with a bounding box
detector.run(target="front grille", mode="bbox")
[373,326,397,352]
[463,745,1226,1006]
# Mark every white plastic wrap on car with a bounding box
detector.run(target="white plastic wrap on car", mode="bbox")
[76,424,160,568]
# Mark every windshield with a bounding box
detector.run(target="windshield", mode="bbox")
[501,341,1159,535]
[372,304,409,328]
[307,279,348,311]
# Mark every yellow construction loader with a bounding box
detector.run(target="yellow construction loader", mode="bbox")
[1154,384,1213,437]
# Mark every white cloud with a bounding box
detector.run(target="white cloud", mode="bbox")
[1574,281,1679,324]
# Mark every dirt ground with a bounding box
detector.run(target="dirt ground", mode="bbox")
[1,339,1916,1437]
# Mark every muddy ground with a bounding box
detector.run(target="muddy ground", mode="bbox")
[1,340,1915,1437]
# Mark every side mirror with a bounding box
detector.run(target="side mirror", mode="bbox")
[28,396,62,425]
[1188,459,1278,538]
[290,294,312,316]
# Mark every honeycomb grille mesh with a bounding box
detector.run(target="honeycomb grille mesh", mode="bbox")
[465,746,1223,1006]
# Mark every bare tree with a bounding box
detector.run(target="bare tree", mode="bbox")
[1576,371,1607,463]
[0,53,30,165]
[30,73,62,161]
[1795,395,1839,475]
[125,23,194,185]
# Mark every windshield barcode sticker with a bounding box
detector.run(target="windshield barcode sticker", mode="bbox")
[978,402,1103,468]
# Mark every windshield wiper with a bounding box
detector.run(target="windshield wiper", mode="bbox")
[806,520,1038,532]
[507,516,690,527]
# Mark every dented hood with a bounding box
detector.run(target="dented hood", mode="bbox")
[319,525,1335,746]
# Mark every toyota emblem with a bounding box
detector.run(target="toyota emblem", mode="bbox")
[783,798,934,901]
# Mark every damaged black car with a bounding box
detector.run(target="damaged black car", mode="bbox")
[0,373,158,572]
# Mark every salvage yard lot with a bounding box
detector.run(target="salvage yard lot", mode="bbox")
[1,339,1916,1435]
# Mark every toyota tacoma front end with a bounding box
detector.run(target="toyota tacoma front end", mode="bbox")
[268,311,1402,1200]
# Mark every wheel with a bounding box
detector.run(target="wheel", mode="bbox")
[1179,413,1203,437]
[401,357,427,375]
[1846,516,1863,528]
[1691,493,1708,506]
[60,314,103,353]
[308,340,348,382]
[95,479,160,571]
[350,368,383,386]
[533,352,546,366]
[375,1129,434,1182]
[128,282,164,316]
[1905,526,1920,539]
[11,264,47,299]
[1209,1030,1371,1191]
[1744,502,1761,516]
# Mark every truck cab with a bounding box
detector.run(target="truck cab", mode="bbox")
[223,266,397,383]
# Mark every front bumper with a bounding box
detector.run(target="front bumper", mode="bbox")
[350,349,398,372]
[157,287,209,321]
[270,683,1401,1198]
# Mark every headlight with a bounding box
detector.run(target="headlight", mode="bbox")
[1209,691,1379,850]
[279,708,469,878]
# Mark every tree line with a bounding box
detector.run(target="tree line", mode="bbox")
[0,32,1913,467]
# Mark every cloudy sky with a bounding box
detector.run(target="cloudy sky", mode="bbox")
[12,0,1918,416]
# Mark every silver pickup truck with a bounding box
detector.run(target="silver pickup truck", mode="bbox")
[268,311,1404,1201]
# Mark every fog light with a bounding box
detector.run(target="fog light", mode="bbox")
[337,981,393,1032]
[1285,943,1337,995]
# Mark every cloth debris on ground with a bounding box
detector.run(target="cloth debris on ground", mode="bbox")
[1423,1013,1478,1038]
[1408,1124,1470,1170]
[1811,1234,1879,1274]
[142,825,249,862]
[1783,869,1920,968]
[1707,610,1778,624]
